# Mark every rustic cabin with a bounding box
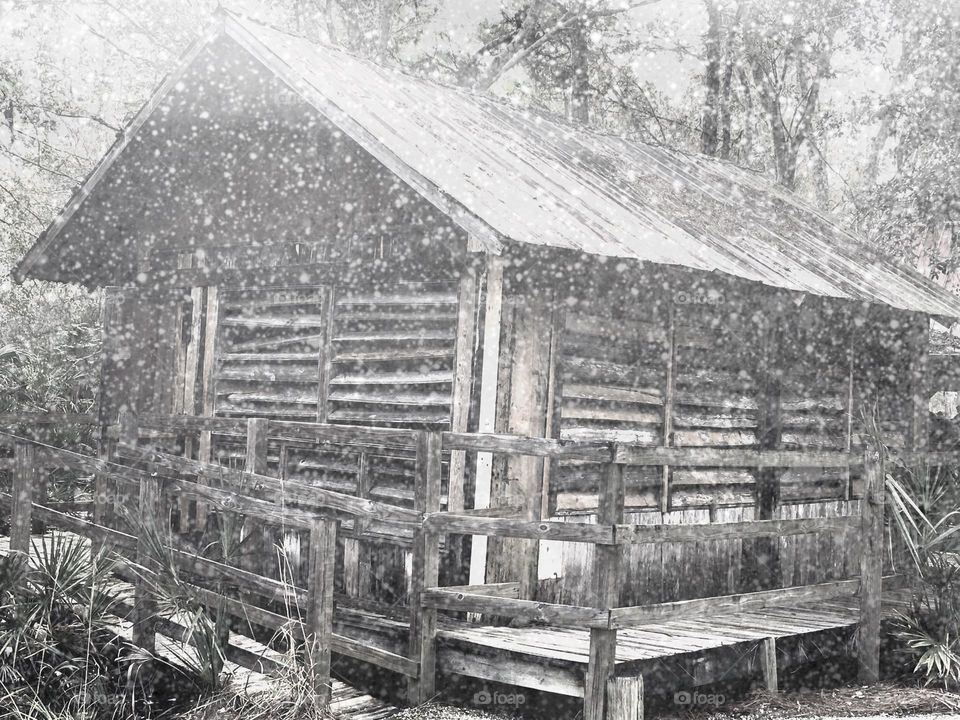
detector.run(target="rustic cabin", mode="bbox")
[8,9,960,720]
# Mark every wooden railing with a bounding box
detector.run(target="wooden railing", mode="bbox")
[417,432,903,720]
[2,414,953,720]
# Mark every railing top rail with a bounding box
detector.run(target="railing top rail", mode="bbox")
[0,412,99,426]
[136,414,419,449]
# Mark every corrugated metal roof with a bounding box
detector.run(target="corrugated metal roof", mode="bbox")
[17,10,960,319]
[221,13,960,318]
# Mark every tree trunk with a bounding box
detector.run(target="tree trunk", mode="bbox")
[570,20,590,125]
[701,0,723,155]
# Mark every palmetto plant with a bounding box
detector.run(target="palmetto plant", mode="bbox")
[885,457,960,691]
[0,534,131,719]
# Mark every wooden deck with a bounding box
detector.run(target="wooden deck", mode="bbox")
[432,591,910,699]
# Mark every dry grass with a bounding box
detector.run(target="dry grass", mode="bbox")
[659,682,960,720]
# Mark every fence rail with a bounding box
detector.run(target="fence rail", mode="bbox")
[0,412,945,720]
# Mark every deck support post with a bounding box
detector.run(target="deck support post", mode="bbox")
[10,442,36,555]
[606,675,643,720]
[306,518,338,709]
[857,448,884,683]
[585,461,625,720]
[242,418,270,577]
[760,637,778,693]
[132,474,162,662]
[409,431,443,705]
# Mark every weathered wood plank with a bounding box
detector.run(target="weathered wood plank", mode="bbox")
[585,463,625,720]
[423,513,617,544]
[857,449,884,683]
[609,578,860,629]
[305,518,338,708]
[420,589,609,627]
[10,442,36,554]
[409,431,443,705]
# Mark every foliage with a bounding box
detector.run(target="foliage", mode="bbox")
[0,534,132,719]
[886,457,960,691]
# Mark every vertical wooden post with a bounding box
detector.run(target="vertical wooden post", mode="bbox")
[197,285,220,530]
[10,442,36,555]
[306,518,338,709]
[408,431,443,705]
[606,676,643,720]
[243,418,269,576]
[760,637,778,692]
[660,307,677,514]
[585,461,625,720]
[748,317,783,592]
[858,448,884,683]
[118,408,138,448]
[133,474,162,653]
[469,255,503,587]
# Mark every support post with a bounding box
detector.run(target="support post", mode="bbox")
[133,474,162,653]
[760,637,778,692]
[10,442,36,555]
[606,676,643,720]
[242,418,270,577]
[585,462,625,720]
[858,448,884,683]
[409,431,443,705]
[306,518,338,709]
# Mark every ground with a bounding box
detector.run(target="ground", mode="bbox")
[392,683,960,720]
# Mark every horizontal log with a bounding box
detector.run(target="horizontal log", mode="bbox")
[614,516,857,545]
[138,415,247,434]
[441,432,612,461]
[420,589,609,628]
[441,582,520,599]
[331,632,419,677]
[0,413,99,426]
[161,262,343,288]
[115,445,419,524]
[608,579,861,628]
[423,513,617,544]
[13,497,139,550]
[613,445,855,468]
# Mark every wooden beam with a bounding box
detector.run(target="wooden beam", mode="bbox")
[760,637,778,693]
[114,444,419,524]
[133,475,162,655]
[449,269,479,515]
[409,431,443,705]
[613,446,854,468]
[608,578,860,629]
[10,442,36,554]
[584,462,625,720]
[487,292,555,597]
[242,418,270,577]
[607,676,644,720]
[305,518,338,709]
[747,318,783,592]
[424,513,617,544]
[857,448,884,683]
[660,307,677,514]
[469,255,503,586]
[420,589,609,627]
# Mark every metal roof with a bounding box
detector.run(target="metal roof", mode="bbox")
[16,10,960,319]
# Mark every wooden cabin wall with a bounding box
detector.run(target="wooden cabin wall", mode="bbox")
[484,257,923,606]
[96,41,483,609]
